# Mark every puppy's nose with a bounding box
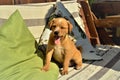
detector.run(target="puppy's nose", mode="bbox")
[54,31,59,35]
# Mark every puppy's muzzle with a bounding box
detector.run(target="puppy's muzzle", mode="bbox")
[54,31,59,35]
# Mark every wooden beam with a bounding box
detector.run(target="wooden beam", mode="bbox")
[80,0,100,45]
[0,0,13,5]
[95,18,120,28]
[79,4,91,41]
[97,28,114,45]
[92,1,120,18]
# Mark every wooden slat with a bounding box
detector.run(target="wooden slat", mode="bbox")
[92,1,120,18]
[95,18,120,28]
[86,46,120,80]
[79,5,91,40]
[58,45,120,80]
[96,28,114,45]
[14,0,64,4]
[58,62,92,80]
[70,46,117,80]
[112,60,120,71]
[0,0,59,5]
[99,69,120,80]
[91,1,120,45]
[99,60,120,80]
[79,0,100,45]
[14,0,48,4]
[0,0,13,5]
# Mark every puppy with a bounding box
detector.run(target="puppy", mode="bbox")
[41,18,82,75]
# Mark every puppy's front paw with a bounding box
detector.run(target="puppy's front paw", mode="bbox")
[61,69,68,75]
[41,66,49,71]
[76,65,82,70]
[76,63,82,70]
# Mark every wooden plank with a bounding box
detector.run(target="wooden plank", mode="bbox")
[95,18,120,28]
[69,63,103,80]
[0,0,67,5]
[99,68,120,80]
[92,2,120,44]
[92,1,120,18]
[0,0,13,5]
[58,62,92,80]
[14,0,64,4]
[96,28,114,45]
[67,46,120,80]
[80,0,98,37]
[58,45,120,80]
[112,60,120,71]
[88,47,120,80]
[79,0,100,45]
[79,5,91,41]
[99,59,120,80]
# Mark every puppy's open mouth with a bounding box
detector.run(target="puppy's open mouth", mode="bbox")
[54,36,61,45]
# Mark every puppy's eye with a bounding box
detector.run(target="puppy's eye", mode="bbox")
[52,26,56,28]
[61,26,65,29]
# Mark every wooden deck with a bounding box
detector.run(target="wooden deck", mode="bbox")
[58,45,120,80]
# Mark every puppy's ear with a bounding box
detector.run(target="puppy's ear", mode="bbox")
[48,18,55,30]
[67,21,73,34]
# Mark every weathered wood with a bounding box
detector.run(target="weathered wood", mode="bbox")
[79,4,91,41]
[0,0,58,5]
[95,18,120,28]
[0,0,13,5]
[80,0,100,45]
[58,45,120,80]
[92,1,120,18]
[91,1,120,45]
[92,1,120,45]
[91,12,113,45]
[14,0,50,4]
[97,28,114,45]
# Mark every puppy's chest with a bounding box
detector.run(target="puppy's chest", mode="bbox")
[53,45,65,63]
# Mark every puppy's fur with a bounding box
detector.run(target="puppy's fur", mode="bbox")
[41,18,82,75]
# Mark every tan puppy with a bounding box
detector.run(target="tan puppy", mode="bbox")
[41,18,82,75]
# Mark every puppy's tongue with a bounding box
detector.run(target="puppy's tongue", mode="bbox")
[55,38,60,45]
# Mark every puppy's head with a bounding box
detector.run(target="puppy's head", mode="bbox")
[49,18,73,40]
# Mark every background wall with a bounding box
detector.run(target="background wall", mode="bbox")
[0,0,68,5]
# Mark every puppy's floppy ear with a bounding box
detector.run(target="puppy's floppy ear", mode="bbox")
[67,21,73,34]
[48,18,55,30]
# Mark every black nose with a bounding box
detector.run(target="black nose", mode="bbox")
[54,31,59,35]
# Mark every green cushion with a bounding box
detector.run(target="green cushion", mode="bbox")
[0,10,59,80]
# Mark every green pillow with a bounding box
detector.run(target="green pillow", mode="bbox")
[0,10,59,80]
